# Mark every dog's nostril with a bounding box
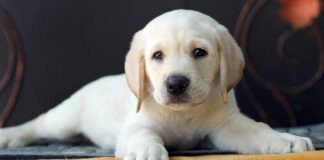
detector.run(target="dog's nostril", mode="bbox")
[166,75,190,95]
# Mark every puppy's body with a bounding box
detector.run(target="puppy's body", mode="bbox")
[0,10,314,160]
[80,74,236,150]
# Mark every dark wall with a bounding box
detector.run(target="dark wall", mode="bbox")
[0,0,323,127]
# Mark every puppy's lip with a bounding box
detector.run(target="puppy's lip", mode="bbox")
[167,96,189,104]
[163,91,207,106]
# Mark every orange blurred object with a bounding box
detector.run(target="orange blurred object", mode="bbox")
[280,0,321,29]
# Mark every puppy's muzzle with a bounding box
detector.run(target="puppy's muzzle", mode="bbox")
[165,75,190,96]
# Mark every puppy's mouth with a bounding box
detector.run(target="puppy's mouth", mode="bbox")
[164,92,206,110]
[166,94,190,105]
[153,82,210,109]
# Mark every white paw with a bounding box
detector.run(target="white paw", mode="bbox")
[259,132,314,154]
[0,128,31,148]
[124,143,169,160]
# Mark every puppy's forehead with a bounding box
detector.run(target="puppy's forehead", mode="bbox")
[142,10,217,49]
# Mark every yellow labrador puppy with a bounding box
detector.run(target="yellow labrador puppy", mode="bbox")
[0,10,314,159]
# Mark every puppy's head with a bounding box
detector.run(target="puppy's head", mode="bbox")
[125,10,244,112]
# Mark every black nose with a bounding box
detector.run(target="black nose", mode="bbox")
[166,75,190,95]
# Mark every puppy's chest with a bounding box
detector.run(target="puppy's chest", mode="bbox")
[158,121,208,150]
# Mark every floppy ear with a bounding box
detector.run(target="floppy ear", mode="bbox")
[215,25,245,104]
[125,31,146,113]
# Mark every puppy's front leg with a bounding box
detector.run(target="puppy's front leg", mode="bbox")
[210,113,314,154]
[115,124,169,160]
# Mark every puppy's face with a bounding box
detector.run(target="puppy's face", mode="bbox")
[135,11,228,110]
[144,21,219,109]
[125,10,244,111]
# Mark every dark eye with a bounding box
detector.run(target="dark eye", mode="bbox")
[152,51,164,60]
[192,48,207,58]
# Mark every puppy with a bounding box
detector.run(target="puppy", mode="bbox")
[0,10,314,160]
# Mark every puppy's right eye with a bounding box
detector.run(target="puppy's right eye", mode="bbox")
[152,51,164,60]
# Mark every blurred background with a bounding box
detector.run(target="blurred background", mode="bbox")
[0,0,323,127]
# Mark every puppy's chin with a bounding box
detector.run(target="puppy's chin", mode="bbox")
[165,100,207,111]
[167,104,192,111]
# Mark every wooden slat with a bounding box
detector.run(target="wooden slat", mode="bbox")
[81,150,324,160]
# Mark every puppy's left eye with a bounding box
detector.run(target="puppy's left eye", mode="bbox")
[192,48,208,58]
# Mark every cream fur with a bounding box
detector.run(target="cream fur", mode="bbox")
[0,10,314,160]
